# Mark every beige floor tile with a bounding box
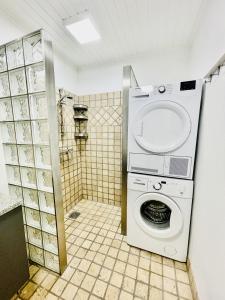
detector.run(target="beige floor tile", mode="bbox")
[118,250,129,262]
[108,247,119,258]
[45,292,58,300]
[29,265,39,278]
[148,287,163,300]
[104,256,116,269]
[99,245,110,254]
[123,276,135,294]
[32,269,48,285]
[82,240,92,249]
[119,290,133,300]
[61,266,75,281]
[114,260,126,273]
[99,267,112,282]
[105,284,120,300]
[177,282,193,300]
[163,292,178,300]
[150,273,162,289]
[135,281,148,300]
[175,261,187,271]
[70,257,80,268]
[110,271,123,288]
[137,268,149,284]
[78,259,91,272]
[94,253,105,265]
[125,264,137,279]
[139,257,151,271]
[75,288,89,300]
[163,265,176,279]
[41,274,58,290]
[163,257,174,268]
[30,287,48,299]
[61,283,78,300]
[151,262,162,276]
[19,282,38,300]
[151,253,162,264]
[128,254,139,266]
[51,278,67,296]
[93,279,107,298]
[76,248,87,258]
[175,269,189,284]
[163,278,177,295]
[81,274,96,292]
[88,262,101,277]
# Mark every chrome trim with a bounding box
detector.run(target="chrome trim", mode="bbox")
[43,35,67,274]
[121,65,139,235]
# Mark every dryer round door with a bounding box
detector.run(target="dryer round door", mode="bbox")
[134,192,183,239]
[132,101,191,153]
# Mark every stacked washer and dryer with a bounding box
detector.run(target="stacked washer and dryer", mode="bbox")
[127,80,203,262]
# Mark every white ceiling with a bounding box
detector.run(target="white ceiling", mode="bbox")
[1,0,204,69]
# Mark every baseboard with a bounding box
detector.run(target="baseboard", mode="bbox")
[187,258,199,300]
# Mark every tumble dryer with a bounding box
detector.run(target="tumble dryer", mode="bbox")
[127,80,203,179]
[127,173,193,262]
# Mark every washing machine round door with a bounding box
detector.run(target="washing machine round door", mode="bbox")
[132,101,191,153]
[134,192,183,239]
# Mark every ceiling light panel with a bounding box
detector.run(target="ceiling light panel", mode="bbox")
[66,18,101,44]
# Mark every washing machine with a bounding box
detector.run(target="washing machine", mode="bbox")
[127,80,203,179]
[127,173,193,262]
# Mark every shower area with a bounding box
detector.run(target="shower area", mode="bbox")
[0,29,138,275]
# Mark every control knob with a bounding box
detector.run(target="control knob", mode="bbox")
[158,85,166,93]
[153,182,162,191]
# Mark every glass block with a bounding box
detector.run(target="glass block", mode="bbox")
[27,226,42,248]
[0,72,10,98]
[6,40,24,69]
[24,33,43,64]
[12,95,29,120]
[34,145,51,169]
[18,145,34,167]
[0,98,13,121]
[20,167,37,189]
[41,212,56,235]
[6,165,21,185]
[26,62,45,93]
[9,68,27,96]
[15,121,32,144]
[8,185,23,202]
[0,122,16,143]
[29,244,44,265]
[36,169,53,192]
[3,144,18,165]
[25,207,41,229]
[0,46,7,72]
[43,232,58,255]
[39,191,55,214]
[32,120,49,145]
[29,92,48,119]
[44,251,59,273]
[23,188,39,210]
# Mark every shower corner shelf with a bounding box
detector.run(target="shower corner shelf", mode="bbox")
[73,104,88,140]
[74,132,88,139]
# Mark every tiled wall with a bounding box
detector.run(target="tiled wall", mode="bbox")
[57,90,82,213]
[78,91,122,207]
[58,90,122,211]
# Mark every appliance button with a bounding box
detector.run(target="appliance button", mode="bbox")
[158,85,166,93]
[153,183,162,190]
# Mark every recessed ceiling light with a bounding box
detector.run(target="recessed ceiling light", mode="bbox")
[66,18,101,44]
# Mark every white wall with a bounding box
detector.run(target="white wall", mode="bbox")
[188,1,225,299]
[189,0,225,78]
[77,48,191,95]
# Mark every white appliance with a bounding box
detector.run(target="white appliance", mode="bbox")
[127,173,193,262]
[127,80,203,179]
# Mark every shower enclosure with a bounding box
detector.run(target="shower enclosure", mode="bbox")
[0,30,66,274]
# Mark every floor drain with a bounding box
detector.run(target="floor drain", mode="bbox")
[68,211,80,219]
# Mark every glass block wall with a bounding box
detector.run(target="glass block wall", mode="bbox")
[0,30,66,273]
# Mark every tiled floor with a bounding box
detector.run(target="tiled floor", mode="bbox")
[15,200,193,300]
